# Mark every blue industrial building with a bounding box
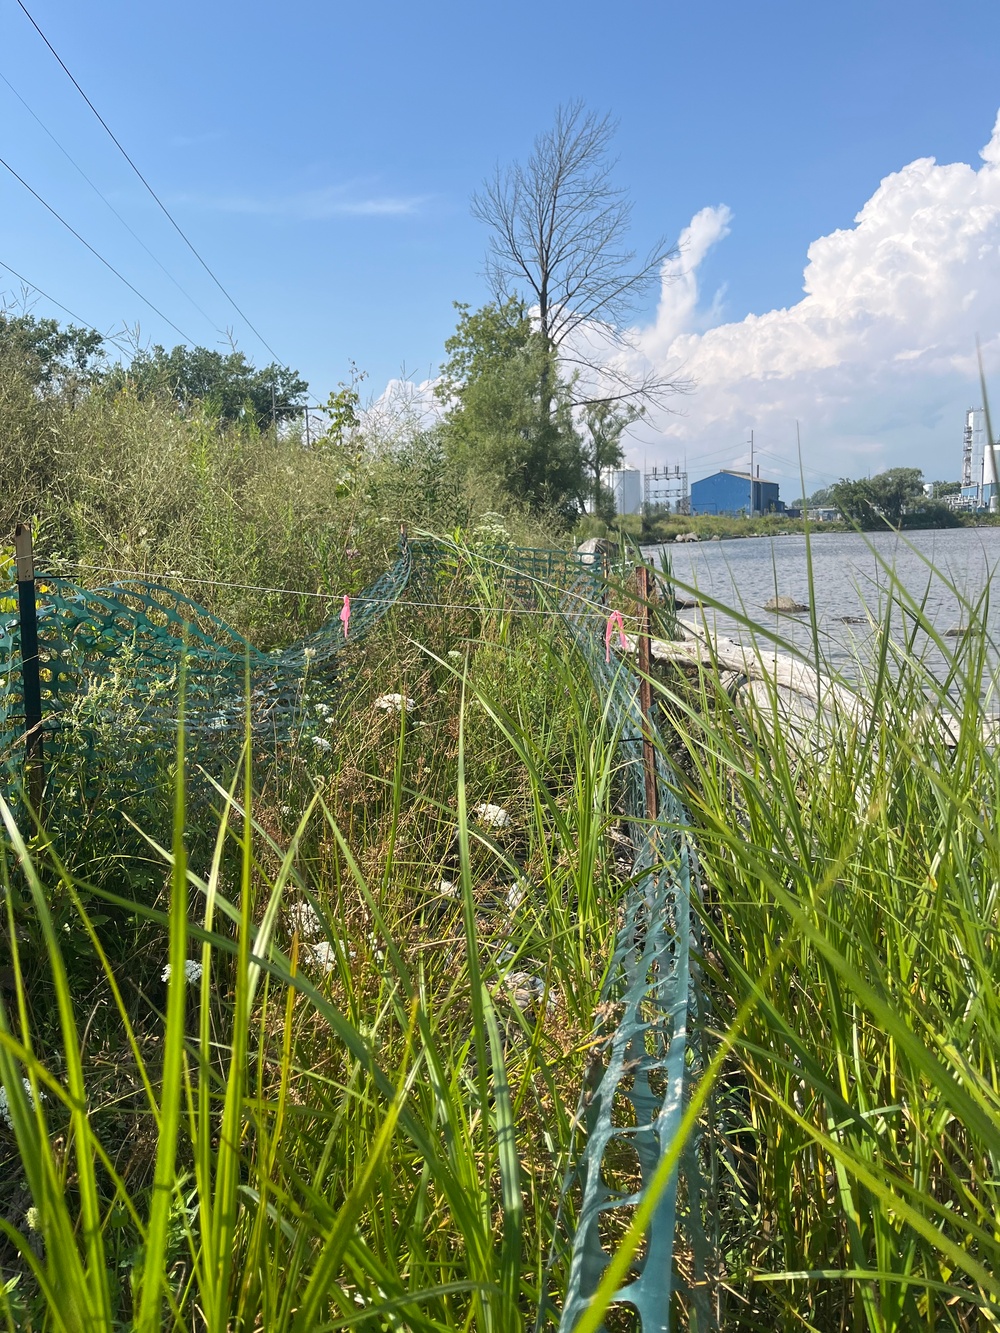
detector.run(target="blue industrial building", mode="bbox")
[690,470,782,516]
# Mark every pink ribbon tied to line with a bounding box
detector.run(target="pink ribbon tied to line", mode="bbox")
[605,610,627,663]
[340,595,351,640]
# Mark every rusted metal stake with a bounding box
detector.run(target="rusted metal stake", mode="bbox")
[635,564,658,821]
[14,523,44,814]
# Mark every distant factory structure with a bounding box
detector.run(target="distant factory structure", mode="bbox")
[601,464,690,515]
[956,408,999,511]
[604,467,643,515]
[690,469,784,517]
[602,461,785,518]
[644,464,689,515]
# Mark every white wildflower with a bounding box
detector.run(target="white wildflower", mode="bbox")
[303,941,339,974]
[438,879,458,898]
[25,1206,40,1232]
[311,735,332,753]
[374,693,415,713]
[447,650,462,660]
[474,802,510,829]
[280,804,292,816]
[0,1078,43,1129]
[161,959,203,984]
[303,647,317,662]
[314,701,332,716]
[287,900,323,940]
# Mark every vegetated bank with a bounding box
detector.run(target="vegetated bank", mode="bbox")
[1,376,998,1331]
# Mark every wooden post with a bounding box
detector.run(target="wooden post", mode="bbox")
[635,564,658,821]
[14,523,44,813]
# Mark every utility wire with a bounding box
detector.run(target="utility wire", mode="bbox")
[0,154,194,341]
[754,447,839,485]
[0,68,224,337]
[14,0,284,363]
[52,560,625,621]
[0,257,133,356]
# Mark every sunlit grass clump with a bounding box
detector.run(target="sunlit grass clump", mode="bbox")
[2,535,1000,1332]
[656,543,1000,1331]
[0,563,630,1332]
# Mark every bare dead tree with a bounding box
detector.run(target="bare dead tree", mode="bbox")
[472,102,690,416]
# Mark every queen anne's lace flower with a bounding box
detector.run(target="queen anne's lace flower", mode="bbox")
[474,802,510,828]
[287,900,323,939]
[0,1078,43,1129]
[304,941,339,973]
[311,736,332,752]
[162,959,203,983]
[375,694,415,713]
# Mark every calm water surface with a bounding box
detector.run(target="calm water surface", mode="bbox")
[642,528,1000,690]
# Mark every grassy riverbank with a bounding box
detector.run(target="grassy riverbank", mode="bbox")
[657,559,1000,1330]
[2,391,999,1329]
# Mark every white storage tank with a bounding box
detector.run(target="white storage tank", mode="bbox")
[605,467,643,515]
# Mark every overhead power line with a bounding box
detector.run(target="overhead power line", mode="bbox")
[14,0,284,364]
[754,447,839,485]
[0,153,194,342]
[0,257,132,355]
[0,68,224,336]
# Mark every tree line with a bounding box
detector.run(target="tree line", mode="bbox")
[799,469,962,528]
[1,102,677,532]
[0,310,309,429]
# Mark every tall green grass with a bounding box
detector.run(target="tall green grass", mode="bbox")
[0,554,630,1330]
[653,539,1000,1330]
[3,532,1000,1331]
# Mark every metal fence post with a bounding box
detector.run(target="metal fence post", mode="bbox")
[635,563,658,821]
[14,523,44,813]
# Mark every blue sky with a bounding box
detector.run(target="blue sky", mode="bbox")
[3,0,1000,492]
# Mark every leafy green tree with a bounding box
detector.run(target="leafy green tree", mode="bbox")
[830,477,876,526]
[869,467,925,526]
[831,468,925,528]
[0,310,106,392]
[106,344,307,429]
[582,400,640,520]
[436,300,586,522]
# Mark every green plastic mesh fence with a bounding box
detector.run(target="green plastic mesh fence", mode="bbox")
[0,541,412,793]
[0,535,708,1330]
[555,601,710,1333]
[449,542,711,1330]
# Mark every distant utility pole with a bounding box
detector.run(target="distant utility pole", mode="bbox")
[749,429,755,516]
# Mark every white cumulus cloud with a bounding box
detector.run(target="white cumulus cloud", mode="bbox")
[621,110,1000,492]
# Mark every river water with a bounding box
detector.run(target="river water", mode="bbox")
[641,527,1000,690]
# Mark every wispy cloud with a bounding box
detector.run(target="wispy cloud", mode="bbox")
[177,183,429,220]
